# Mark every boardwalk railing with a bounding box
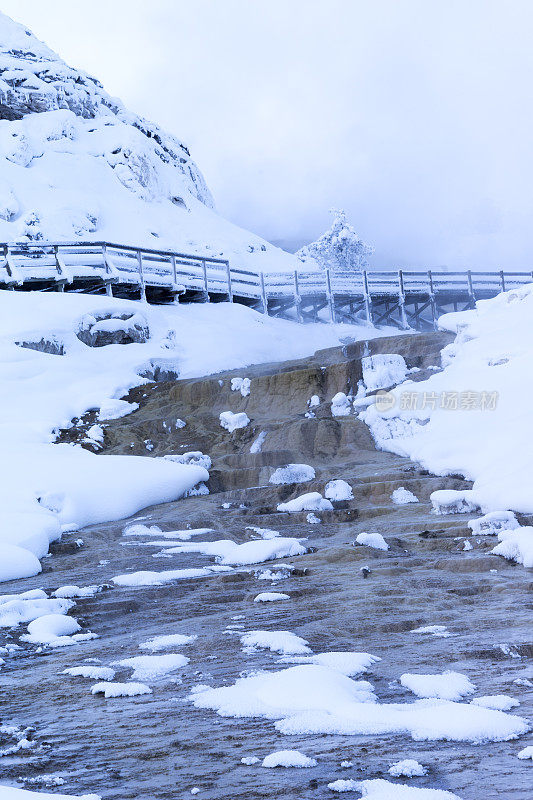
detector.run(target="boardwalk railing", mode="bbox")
[2,241,532,330]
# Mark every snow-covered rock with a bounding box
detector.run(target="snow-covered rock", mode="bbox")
[400,671,476,701]
[231,377,251,397]
[91,681,151,698]
[355,532,389,551]
[219,411,250,433]
[240,630,311,655]
[331,392,352,416]
[362,354,408,392]
[388,759,427,777]
[325,479,353,501]
[468,510,519,536]
[430,489,479,515]
[253,592,290,602]
[391,487,419,505]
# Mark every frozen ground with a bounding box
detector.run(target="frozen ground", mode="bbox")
[0,334,531,800]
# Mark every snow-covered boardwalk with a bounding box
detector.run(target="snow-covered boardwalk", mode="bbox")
[2,240,532,329]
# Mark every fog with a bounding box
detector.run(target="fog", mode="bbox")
[3,0,533,267]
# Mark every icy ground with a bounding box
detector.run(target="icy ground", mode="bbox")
[0,332,531,800]
[0,289,383,582]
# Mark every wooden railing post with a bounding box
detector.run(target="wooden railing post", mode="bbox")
[102,243,113,297]
[226,260,233,302]
[398,269,408,329]
[53,245,65,292]
[325,268,335,322]
[260,271,268,314]
[293,270,303,323]
[171,254,177,286]
[428,270,437,330]
[363,270,373,326]
[467,270,475,308]
[499,270,506,293]
[201,259,209,300]
[137,249,146,301]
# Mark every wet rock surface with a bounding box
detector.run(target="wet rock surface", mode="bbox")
[1,332,531,799]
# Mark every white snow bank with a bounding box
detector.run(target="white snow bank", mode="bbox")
[112,565,232,587]
[161,537,307,566]
[240,630,311,655]
[91,681,151,698]
[52,585,101,598]
[468,510,519,536]
[62,666,115,681]
[277,492,333,513]
[391,487,419,505]
[325,480,354,501]
[269,464,315,485]
[0,291,375,583]
[116,654,189,681]
[253,592,290,602]
[188,664,527,742]
[361,285,533,515]
[97,398,139,421]
[491,526,533,567]
[261,750,317,768]
[362,354,408,392]
[355,532,389,551]
[400,671,475,701]
[220,411,250,432]
[139,633,197,651]
[388,759,427,777]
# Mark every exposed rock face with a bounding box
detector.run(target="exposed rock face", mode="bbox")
[76,312,150,347]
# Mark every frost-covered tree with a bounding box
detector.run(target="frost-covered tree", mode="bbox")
[296,209,374,273]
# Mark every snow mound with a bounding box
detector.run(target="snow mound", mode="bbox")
[21,613,96,647]
[162,537,307,566]
[219,411,250,433]
[0,594,72,629]
[116,653,189,681]
[388,759,427,777]
[355,532,389,551]
[468,510,519,536]
[491,526,533,568]
[139,633,197,651]
[331,392,352,416]
[391,487,419,505]
[281,651,380,677]
[112,565,232,587]
[356,779,462,799]
[269,464,315,485]
[471,695,519,711]
[52,585,101,598]
[188,663,528,742]
[430,490,479,515]
[325,480,353,501]
[277,492,333,513]
[261,750,317,768]
[253,592,290,602]
[91,681,151,698]
[0,785,100,800]
[240,630,311,655]
[62,666,115,681]
[400,671,475,701]
[517,746,533,760]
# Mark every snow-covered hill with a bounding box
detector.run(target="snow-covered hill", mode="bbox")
[0,12,299,272]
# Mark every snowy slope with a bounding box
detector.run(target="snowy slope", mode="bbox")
[0,290,377,583]
[361,284,533,515]
[0,12,299,273]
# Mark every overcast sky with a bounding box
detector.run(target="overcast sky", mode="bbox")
[3,0,533,268]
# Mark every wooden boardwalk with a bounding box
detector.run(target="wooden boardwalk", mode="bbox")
[2,240,532,330]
